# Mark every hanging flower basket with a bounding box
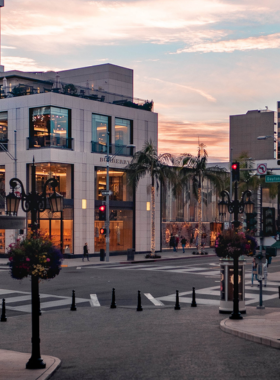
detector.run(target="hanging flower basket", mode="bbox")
[215,229,258,259]
[7,234,63,280]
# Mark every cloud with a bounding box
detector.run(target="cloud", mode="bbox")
[2,56,58,72]
[177,33,280,54]
[158,118,229,161]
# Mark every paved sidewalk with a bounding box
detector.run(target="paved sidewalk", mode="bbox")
[1,306,280,379]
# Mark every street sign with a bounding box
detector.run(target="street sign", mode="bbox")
[257,163,267,175]
[101,190,113,196]
[265,175,280,183]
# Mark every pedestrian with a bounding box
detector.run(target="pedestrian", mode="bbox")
[181,236,187,253]
[170,234,176,252]
[83,242,89,261]
[251,258,257,286]
[175,235,179,251]
[263,259,268,287]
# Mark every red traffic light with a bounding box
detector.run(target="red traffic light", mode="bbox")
[99,205,106,212]
[232,163,237,170]
[100,228,106,235]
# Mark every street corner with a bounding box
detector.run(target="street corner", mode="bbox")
[0,349,61,380]
[220,313,280,349]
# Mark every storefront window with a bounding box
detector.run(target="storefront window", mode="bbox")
[29,106,70,148]
[94,209,133,252]
[0,112,7,142]
[115,118,132,147]
[96,169,133,201]
[29,162,72,199]
[0,230,4,253]
[92,114,110,150]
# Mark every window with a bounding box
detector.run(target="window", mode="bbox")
[96,169,133,202]
[0,112,8,151]
[115,118,132,147]
[92,114,110,153]
[29,107,71,149]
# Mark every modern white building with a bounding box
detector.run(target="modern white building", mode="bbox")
[0,64,160,256]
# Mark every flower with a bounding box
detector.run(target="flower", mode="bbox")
[215,229,258,259]
[7,233,63,280]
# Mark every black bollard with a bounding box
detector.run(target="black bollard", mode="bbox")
[70,290,77,311]
[110,288,117,309]
[174,290,181,310]
[136,290,143,311]
[1,299,7,322]
[38,294,41,316]
[191,287,197,307]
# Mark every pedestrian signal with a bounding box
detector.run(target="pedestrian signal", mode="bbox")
[231,162,240,182]
[99,205,106,221]
[100,228,106,235]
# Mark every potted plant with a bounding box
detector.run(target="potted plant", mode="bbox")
[215,228,257,314]
[7,233,63,280]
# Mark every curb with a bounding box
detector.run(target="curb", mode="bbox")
[220,318,280,349]
[120,254,216,265]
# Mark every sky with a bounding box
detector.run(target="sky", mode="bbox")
[1,0,280,162]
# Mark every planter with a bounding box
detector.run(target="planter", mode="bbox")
[219,258,246,314]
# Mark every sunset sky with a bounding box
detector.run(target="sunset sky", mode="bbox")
[2,0,280,161]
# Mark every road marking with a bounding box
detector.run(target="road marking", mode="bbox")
[90,294,100,307]
[144,293,164,306]
[76,267,82,270]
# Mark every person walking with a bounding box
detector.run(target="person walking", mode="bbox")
[170,234,176,252]
[251,258,257,286]
[181,236,187,253]
[83,242,89,262]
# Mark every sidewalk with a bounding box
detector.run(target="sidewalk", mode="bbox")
[1,307,280,380]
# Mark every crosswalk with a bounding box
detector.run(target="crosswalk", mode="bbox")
[1,280,279,315]
[84,263,221,276]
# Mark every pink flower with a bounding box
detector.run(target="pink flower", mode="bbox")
[26,257,30,262]
[9,257,13,261]
[46,258,50,262]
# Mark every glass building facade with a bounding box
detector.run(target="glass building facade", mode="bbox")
[95,168,134,252]
[27,162,74,254]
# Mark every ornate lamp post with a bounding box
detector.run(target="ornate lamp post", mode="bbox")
[218,181,254,320]
[6,159,63,369]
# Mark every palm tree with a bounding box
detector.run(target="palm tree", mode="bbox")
[125,140,174,257]
[179,143,226,254]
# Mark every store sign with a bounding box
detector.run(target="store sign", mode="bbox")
[99,157,131,165]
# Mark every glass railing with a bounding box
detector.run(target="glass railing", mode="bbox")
[27,136,74,150]
[0,139,8,152]
[91,142,135,156]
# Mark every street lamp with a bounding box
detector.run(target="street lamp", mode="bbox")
[218,182,254,320]
[104,131,135,262]
[6,158,63,369]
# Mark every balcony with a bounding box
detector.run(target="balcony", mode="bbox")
[91,141,135,156]
[0,139,8,152]
[0,82,154,112]
[27,136,74,150]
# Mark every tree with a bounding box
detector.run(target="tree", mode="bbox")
[125,140,174,257]
[179,143,226,254]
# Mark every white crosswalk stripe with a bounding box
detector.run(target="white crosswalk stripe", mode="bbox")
[144,293,164,306]
[85,263,221,276]
[90,294,100,307]
[156,281,280,306]
[0,288,90,313]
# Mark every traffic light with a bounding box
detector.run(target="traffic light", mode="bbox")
[100,227,106,235]
[246,212,257,234]
[263,207,276,237]
[99,205,106,221]
[231,162,240,182]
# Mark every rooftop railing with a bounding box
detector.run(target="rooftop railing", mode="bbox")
[0,80,154,112]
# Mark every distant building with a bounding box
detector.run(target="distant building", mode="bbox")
[0,64,159,255]
[230,109,276,161]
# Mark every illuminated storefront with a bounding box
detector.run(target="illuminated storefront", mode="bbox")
[95,168,134,252]
[27,163,74,254]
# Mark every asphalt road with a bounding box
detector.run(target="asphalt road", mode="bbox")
[1,255,280,316]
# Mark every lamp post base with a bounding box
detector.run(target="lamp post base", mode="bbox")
[229,312,243,320]
[26,357,46,369]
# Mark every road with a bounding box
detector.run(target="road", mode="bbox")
[0,255,280,316]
